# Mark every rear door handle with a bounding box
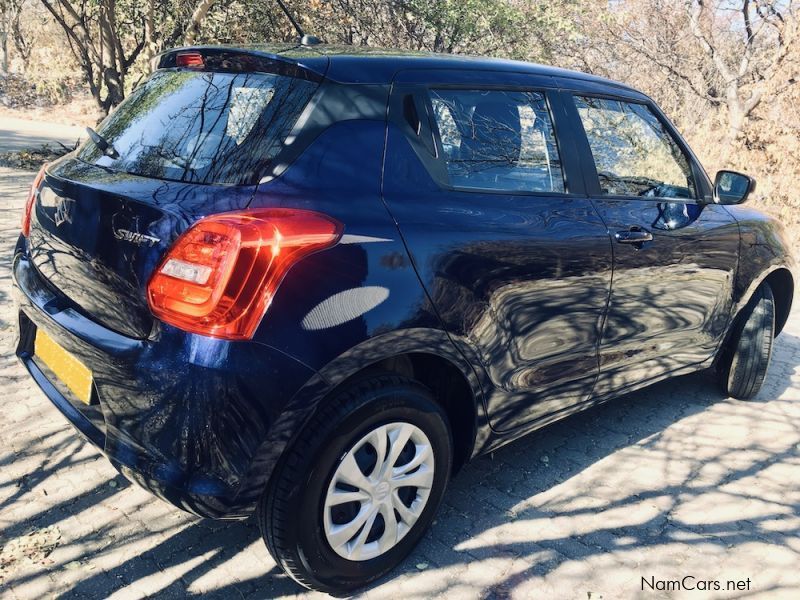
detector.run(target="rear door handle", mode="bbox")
[615,228,653,244]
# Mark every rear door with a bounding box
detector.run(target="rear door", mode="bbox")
[382,69,613,432]
[564,90,740,397]
[28,59,320,338]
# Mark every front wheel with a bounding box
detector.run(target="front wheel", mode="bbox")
[717,283,775,400]
[257,375,452,593]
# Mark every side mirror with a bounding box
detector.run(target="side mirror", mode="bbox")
[714,170,755,205]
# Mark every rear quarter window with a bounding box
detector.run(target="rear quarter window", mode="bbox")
[78,70,317,185]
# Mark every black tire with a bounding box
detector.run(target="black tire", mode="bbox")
[257,374,452,594]
[717,283,775,400]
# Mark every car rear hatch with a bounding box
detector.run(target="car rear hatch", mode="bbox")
[26,48,325,339]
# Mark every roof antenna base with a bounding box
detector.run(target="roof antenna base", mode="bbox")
[275,0,321,46]
[300,34,322,46]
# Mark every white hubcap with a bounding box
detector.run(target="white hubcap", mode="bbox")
[323,422,435,561]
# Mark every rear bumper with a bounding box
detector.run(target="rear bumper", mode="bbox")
[12,245,318,518]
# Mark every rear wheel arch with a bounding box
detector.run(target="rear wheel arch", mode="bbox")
[242,331,484,516]
[350,352,478,473]
[303,329,486,474]
[316,350,477,475]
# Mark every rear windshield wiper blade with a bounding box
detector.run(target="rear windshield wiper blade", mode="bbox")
[86,127,120,160]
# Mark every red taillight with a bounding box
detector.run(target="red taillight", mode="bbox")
[147,208,343,340]
[176,52,205,68]
[21,164,47,237]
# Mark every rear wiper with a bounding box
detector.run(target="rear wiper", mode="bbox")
[86,127,120,159]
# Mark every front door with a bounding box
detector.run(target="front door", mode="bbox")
[382,71,613,431]
[567,93,740,397]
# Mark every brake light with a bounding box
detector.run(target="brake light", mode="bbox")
[147,208,343,340]
[21,164,47,237]
[176,52,204,68]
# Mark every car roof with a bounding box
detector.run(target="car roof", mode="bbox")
[169,43,639,92]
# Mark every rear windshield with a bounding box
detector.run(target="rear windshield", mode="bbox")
[77,69,317,185]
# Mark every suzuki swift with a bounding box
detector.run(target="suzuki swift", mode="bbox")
[12,44,795,592]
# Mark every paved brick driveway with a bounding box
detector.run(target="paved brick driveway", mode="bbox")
[1,166,798,599]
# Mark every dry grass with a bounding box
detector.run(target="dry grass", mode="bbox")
[683,108,800,247]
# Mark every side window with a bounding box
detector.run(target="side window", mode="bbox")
[574,96,697,199]
[429,89,565,193]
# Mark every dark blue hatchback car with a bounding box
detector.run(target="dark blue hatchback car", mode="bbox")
[13,44,796,592]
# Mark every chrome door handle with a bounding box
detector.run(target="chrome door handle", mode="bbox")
[615,228,653,244]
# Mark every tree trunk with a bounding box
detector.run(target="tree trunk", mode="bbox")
[1,5,8,75]
[432,30,444,52]
[184,0,216,45]
[143,0,157,68]
[1,30,8,75]
[9,5,29,70]
[98,0,123,112]
[723,79,763,151]
[726,109,746,146]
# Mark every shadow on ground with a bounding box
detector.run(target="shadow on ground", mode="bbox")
[0,165,797,598]
[4,331,799,598]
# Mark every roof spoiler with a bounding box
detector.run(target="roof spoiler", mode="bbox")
[154,47,327,82]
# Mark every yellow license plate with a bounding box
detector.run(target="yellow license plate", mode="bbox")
[34,329,93,405]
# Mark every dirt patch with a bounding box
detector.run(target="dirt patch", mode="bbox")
[0,525,62,583]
